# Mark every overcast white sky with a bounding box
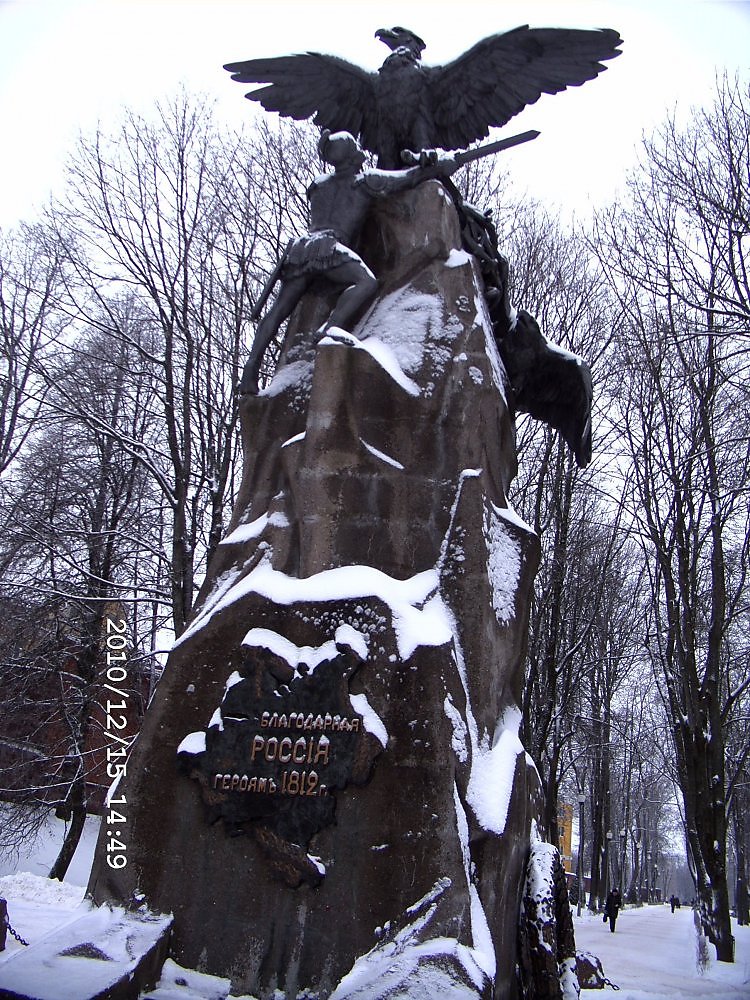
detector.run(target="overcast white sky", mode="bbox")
[0,0,748,228]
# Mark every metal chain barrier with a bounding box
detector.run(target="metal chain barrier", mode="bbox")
[2,904,29,947]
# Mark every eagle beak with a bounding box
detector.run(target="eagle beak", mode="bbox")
[375,27,397,43]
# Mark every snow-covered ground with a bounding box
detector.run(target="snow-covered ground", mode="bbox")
[0,809,101,886]
[1,817,749,998]
[574,905,750,998]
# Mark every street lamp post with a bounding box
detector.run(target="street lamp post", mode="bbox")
[577,793,586,917]
[647,851,652,904]
[619,827,627,896]
[653,862,659,903]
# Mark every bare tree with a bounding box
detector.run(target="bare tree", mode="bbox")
[0,328,158,877]
[497,202,628,854]
[0,225,62,477]
[45,95,317,636]
[591,75,750,961]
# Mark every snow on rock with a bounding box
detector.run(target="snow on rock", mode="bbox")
[483,499,521,625]
[466,706,524,836]
[329,877,488,999]
[219,513,268,546]
[173,564,248,648]
[220,512,289,546]
[524,822,557,941]
[308,855,326,877]
[497,501,535,535]
[261,358,313,397]
[443,695,468,764]
[241,624,369,675]
[176,731,206,755]
[443,694,469,764]
[360,437,405,469]
[358,288,443,377]
[179,672,243,749]
[444,622,533,834]
[207,707,224,731]
[453,786,497,981]
[442,614,526,840]
[242,627,340,675]
[392,593,453,660]
[436,469,482,572]
[180,562,451,662]
[474,292,507,400]
[559,957,580,1000]
[444,248,473,268]
[334,624,369,660]
[321,327,421,396]
[282,431,305,448]
[349,693,388,748]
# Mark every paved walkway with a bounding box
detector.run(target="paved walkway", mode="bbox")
[574,905,749,997]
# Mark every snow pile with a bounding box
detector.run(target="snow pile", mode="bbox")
[0,871,83,916]
[142,959,241,999]
[0,888,171,1000]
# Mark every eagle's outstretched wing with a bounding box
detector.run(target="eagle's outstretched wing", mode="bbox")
[426,25,622,150]
[224,52,380,150]
[499,310,593,468]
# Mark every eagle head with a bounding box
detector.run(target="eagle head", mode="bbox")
[375,26,426,60]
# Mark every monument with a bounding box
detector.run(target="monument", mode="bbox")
[87,22,621,1000]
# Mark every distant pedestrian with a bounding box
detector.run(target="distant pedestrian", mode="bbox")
[670,894,677,913]
[604,888,622,933]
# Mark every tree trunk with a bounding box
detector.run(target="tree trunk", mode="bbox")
[735,804,749,926]
[49,776,87,881]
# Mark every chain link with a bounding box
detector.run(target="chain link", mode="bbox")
[3,912,29,947]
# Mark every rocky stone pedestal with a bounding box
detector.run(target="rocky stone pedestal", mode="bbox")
[88,182,570,999]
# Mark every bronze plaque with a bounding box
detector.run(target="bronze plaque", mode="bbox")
[178,639,382,884]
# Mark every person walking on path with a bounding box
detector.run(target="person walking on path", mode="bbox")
[604,888,622,933]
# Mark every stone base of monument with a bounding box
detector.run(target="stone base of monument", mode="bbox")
[0,906,171,1000]
[86,181,576,999]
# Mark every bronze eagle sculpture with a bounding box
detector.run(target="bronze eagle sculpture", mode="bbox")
[225,24,622,168]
